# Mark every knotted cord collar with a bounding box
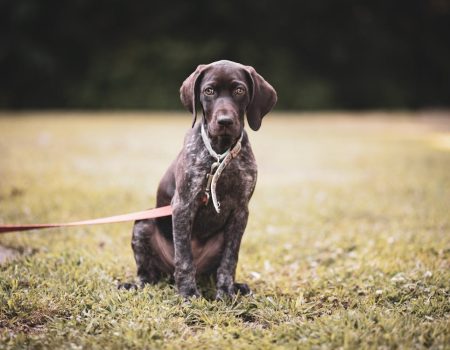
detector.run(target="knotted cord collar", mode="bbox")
[201,123,243,213]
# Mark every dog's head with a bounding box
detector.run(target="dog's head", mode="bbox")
[180,60,277,140]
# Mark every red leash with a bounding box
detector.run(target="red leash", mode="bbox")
[0,205,172,234]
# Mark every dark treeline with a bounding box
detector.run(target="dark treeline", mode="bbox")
[1,0,449,110]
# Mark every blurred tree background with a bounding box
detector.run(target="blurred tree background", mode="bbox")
[1,0,449,110]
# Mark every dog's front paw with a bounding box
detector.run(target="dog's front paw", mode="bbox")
[179,285,201,299]
[233,282,252,295]
[118,282,139,290]
[215,285,235,300]
[216,282,252,300]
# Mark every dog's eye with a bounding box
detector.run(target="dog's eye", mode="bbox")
[204,88,215,96]
[234,87,245,95]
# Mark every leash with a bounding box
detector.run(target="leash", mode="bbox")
[0,205,172,234]
[0,124,241,233]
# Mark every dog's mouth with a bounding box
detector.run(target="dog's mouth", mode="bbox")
[209,125,240,139]
[216,126,234,136]
[207,125,242,151]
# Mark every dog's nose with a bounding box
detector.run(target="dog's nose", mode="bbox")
[217,115,234,126]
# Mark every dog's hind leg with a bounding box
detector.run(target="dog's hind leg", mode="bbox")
[119,219,174,289]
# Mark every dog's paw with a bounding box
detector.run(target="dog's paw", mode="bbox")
[215,286,235,301]
[216,282,251,300]
[233,282,252,296]
[118,282,139,290]
[179,286,201,299]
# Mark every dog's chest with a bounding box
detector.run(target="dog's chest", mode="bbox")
[197,146,256,197]
[191,150,257,238]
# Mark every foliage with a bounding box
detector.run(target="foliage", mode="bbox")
[1,1,450,109]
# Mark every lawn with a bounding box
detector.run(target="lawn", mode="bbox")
[0,112,449,349]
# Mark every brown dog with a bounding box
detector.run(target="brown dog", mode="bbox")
[124,60,277,299]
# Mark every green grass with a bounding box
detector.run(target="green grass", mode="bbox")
[0,112,449,349]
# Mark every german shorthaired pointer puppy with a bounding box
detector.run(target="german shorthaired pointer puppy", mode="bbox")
[127,60,277,299]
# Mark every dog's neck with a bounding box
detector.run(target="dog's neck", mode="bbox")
[200,123,242,155]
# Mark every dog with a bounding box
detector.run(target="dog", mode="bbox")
[124,60,277,299]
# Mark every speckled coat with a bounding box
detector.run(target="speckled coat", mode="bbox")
[127,60,277,299]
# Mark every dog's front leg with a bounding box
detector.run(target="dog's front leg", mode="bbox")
[172,194,200,299]
[216,207,249,300]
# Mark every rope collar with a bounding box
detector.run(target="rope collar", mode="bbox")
[201,123,243,213]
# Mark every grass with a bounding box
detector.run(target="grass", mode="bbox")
[0,111,449,349]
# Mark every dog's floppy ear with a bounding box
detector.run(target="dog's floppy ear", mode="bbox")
[244,66,277,131]
[180,64,208,128]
